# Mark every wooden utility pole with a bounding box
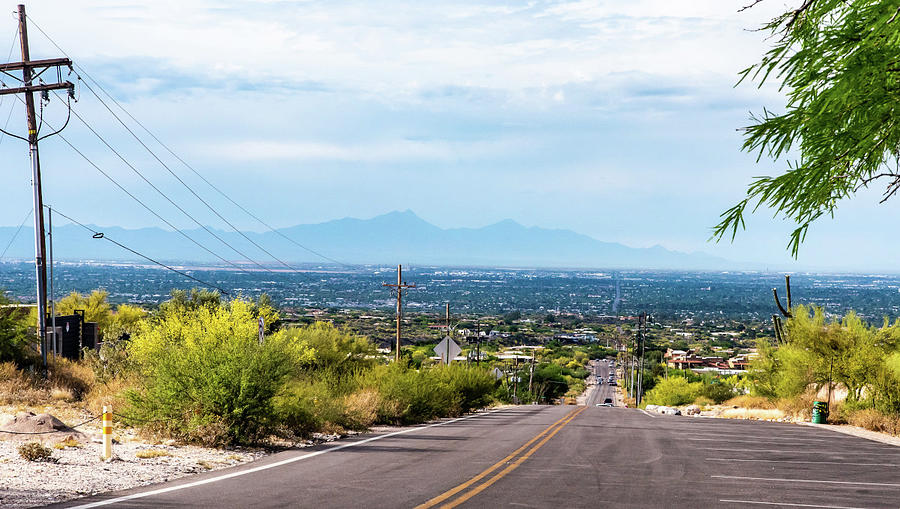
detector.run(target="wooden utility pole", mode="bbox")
[383,264,415,362]
[0,5,74,367]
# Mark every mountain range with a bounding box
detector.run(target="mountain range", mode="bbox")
[0,210,733,270]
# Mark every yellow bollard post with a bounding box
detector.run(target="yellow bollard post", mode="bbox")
[102,405,113,460]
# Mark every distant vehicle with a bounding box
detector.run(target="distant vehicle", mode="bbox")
[609,380,617,386]
[596,398,613,407]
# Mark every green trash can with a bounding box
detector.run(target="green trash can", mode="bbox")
[812,400,828,424]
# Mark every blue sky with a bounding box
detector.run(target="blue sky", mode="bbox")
[1,1,898,271]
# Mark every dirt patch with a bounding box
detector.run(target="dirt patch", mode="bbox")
[0,412,87,443]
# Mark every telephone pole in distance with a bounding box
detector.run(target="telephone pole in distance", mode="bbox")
[383,264,415,362]
[0,4,74,367]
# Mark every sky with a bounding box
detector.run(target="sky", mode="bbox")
[0,1,898,272]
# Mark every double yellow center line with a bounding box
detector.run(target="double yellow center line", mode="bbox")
[415,406,587,509]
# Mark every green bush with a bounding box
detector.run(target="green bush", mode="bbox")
[0,293,32,365]
[125,298,313,445]
[643,377,702,407]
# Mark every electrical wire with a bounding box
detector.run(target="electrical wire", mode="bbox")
[75,76,303,273]
[25,15,350,268]
[49,206,229,295]
[58,95,278,275]
[0,208,32,260]
[20,101,251,274]
[1,69,256,277]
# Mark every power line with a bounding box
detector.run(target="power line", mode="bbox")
[57,92,278,275]
[75,75,303,274]
[25,15,350,268]
[0,208,32,260]
[49,206,229,295]
[2,81,251,275]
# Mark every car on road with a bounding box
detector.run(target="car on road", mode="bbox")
[596,398,614,407]
[609,380,617,386]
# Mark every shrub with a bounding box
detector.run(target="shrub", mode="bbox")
[0,294,32,365]
[125,298,313,445]
[693,396,714,407]
[18,442,53,462]
[699,382,737,404]
[135,449,172,458]
[643,377,702,407]
[725,395,776,409]
[848,408,900,435]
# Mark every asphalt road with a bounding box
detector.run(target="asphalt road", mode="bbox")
[55,405,900,508]
[585,359,617,407]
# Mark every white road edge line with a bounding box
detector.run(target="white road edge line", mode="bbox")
[719,499,865,509]
[705,447,900,456]
[69,407,511,508]
[706,458,900,467]
[712,475,900,488]
[681,437,826,445]
[638,409,657,418]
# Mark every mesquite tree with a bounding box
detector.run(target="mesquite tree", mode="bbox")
[714,1,900,256]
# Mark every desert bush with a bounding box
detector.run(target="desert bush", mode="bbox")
[18,442,53,462]
[692,396,714,407]
[643,377,702,407]
[699,381,737,404]
[125,298,313,445]
[135,448,172,458]
[725,395,776,409]
[848,408,900,435]
[775,392,817,419]
[0,293,32,365]
[343,389,381,429]
[84,340,133,384]
[45,357,94,400]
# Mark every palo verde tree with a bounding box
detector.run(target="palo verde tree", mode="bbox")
[714,1,900,256]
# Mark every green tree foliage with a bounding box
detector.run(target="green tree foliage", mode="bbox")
[750,305,900,414]
[0,293,31,364]
[281,322,375,372]
[714,1,900,256]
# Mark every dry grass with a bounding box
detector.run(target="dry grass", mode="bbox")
[53,437,82,449]
[197,460,214,470]
[50,387,76,402]
[692,396,714,408]
[724,395,776,409]
[135,448,173,459]
[848,409,900,435]
[344,389,380,429]
[719,407,786,420]
[776,392,817,419]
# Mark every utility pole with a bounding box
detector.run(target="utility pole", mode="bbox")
[0,5,75,367]
[47,205,56,356]
[383,264,415,362]
[636,313,645,406]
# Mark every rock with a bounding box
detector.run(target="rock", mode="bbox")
[685,405,701,415]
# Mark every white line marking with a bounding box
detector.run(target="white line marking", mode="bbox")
[69,408,511,508]
[638,409,657,418]
[712,475,900,488]
[682,434,828,441]
[705,447,900,456]
[706,457,900,467]
[686,437,827,443]
[719,499,865,509]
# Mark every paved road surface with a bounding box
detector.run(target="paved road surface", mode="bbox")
[56,405,900,508]
[585,359,617,407]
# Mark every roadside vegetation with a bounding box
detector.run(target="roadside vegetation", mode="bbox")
[1,288,603,447]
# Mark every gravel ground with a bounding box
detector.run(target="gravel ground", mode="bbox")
[0,436,268,508]
[0,405,274,509]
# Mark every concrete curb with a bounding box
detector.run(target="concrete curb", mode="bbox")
[801,422,900,447]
